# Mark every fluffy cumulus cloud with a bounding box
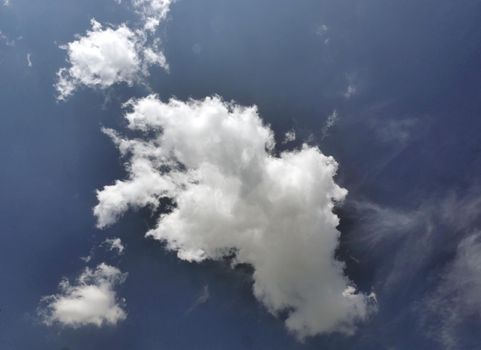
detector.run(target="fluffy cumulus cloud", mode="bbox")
[56,19,168,100]
[39,263,127,328]
[94,95,373,338]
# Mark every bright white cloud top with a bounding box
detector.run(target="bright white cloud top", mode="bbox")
[94,95,373,338]
[56,19,168,100]
[39,263,127,328]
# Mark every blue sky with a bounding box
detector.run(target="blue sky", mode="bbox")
[1,0,481,349]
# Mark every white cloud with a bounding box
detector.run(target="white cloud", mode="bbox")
[3,0,10,7]
[342,74,359,99]
[39,263,127,328]
[315,24,330,45]
[282,130,296,144]
[26,53,32,67]
[0,30,15,47]
[56,19,168,100]
[343,84,357,99]
[104,237,125,255]
[94,95,373,338]
[133,0,173,32]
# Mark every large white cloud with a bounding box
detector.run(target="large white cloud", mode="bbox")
[56,19,168,100]
[94,95,373,338]
[39,263,127,328]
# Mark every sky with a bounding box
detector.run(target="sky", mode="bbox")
[1,0,481,349]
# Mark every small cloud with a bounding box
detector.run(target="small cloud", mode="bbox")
[55,19,169,100]
[104,237,125,255]
[282,129,296,144]
[80,255,92,263]
[315,24,330,46]
[133,0,173,32]
[315,24,328,36]
[0,31,15,47]
[26,53,32,67]
[186,285,209,314]
[342,73,360,99]
[55,0,172,101]
[3,0,10,7]
[39,263,127,328]
[343,84,357,99]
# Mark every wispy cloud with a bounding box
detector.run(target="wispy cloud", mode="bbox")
[186,285,209,314]
[321,110,339,141]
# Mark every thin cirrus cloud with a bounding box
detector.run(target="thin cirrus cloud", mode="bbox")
[349,187,481,348]
[39,263,127,328]
[93,95,374,339]
[55,0,172,100]
[425,232,481,349]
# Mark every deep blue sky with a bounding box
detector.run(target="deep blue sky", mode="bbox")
[1,0,481,349]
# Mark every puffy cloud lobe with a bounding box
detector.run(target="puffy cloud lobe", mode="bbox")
[39,263,127,328]
[94,96,373,338]
[56,19,168,100]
